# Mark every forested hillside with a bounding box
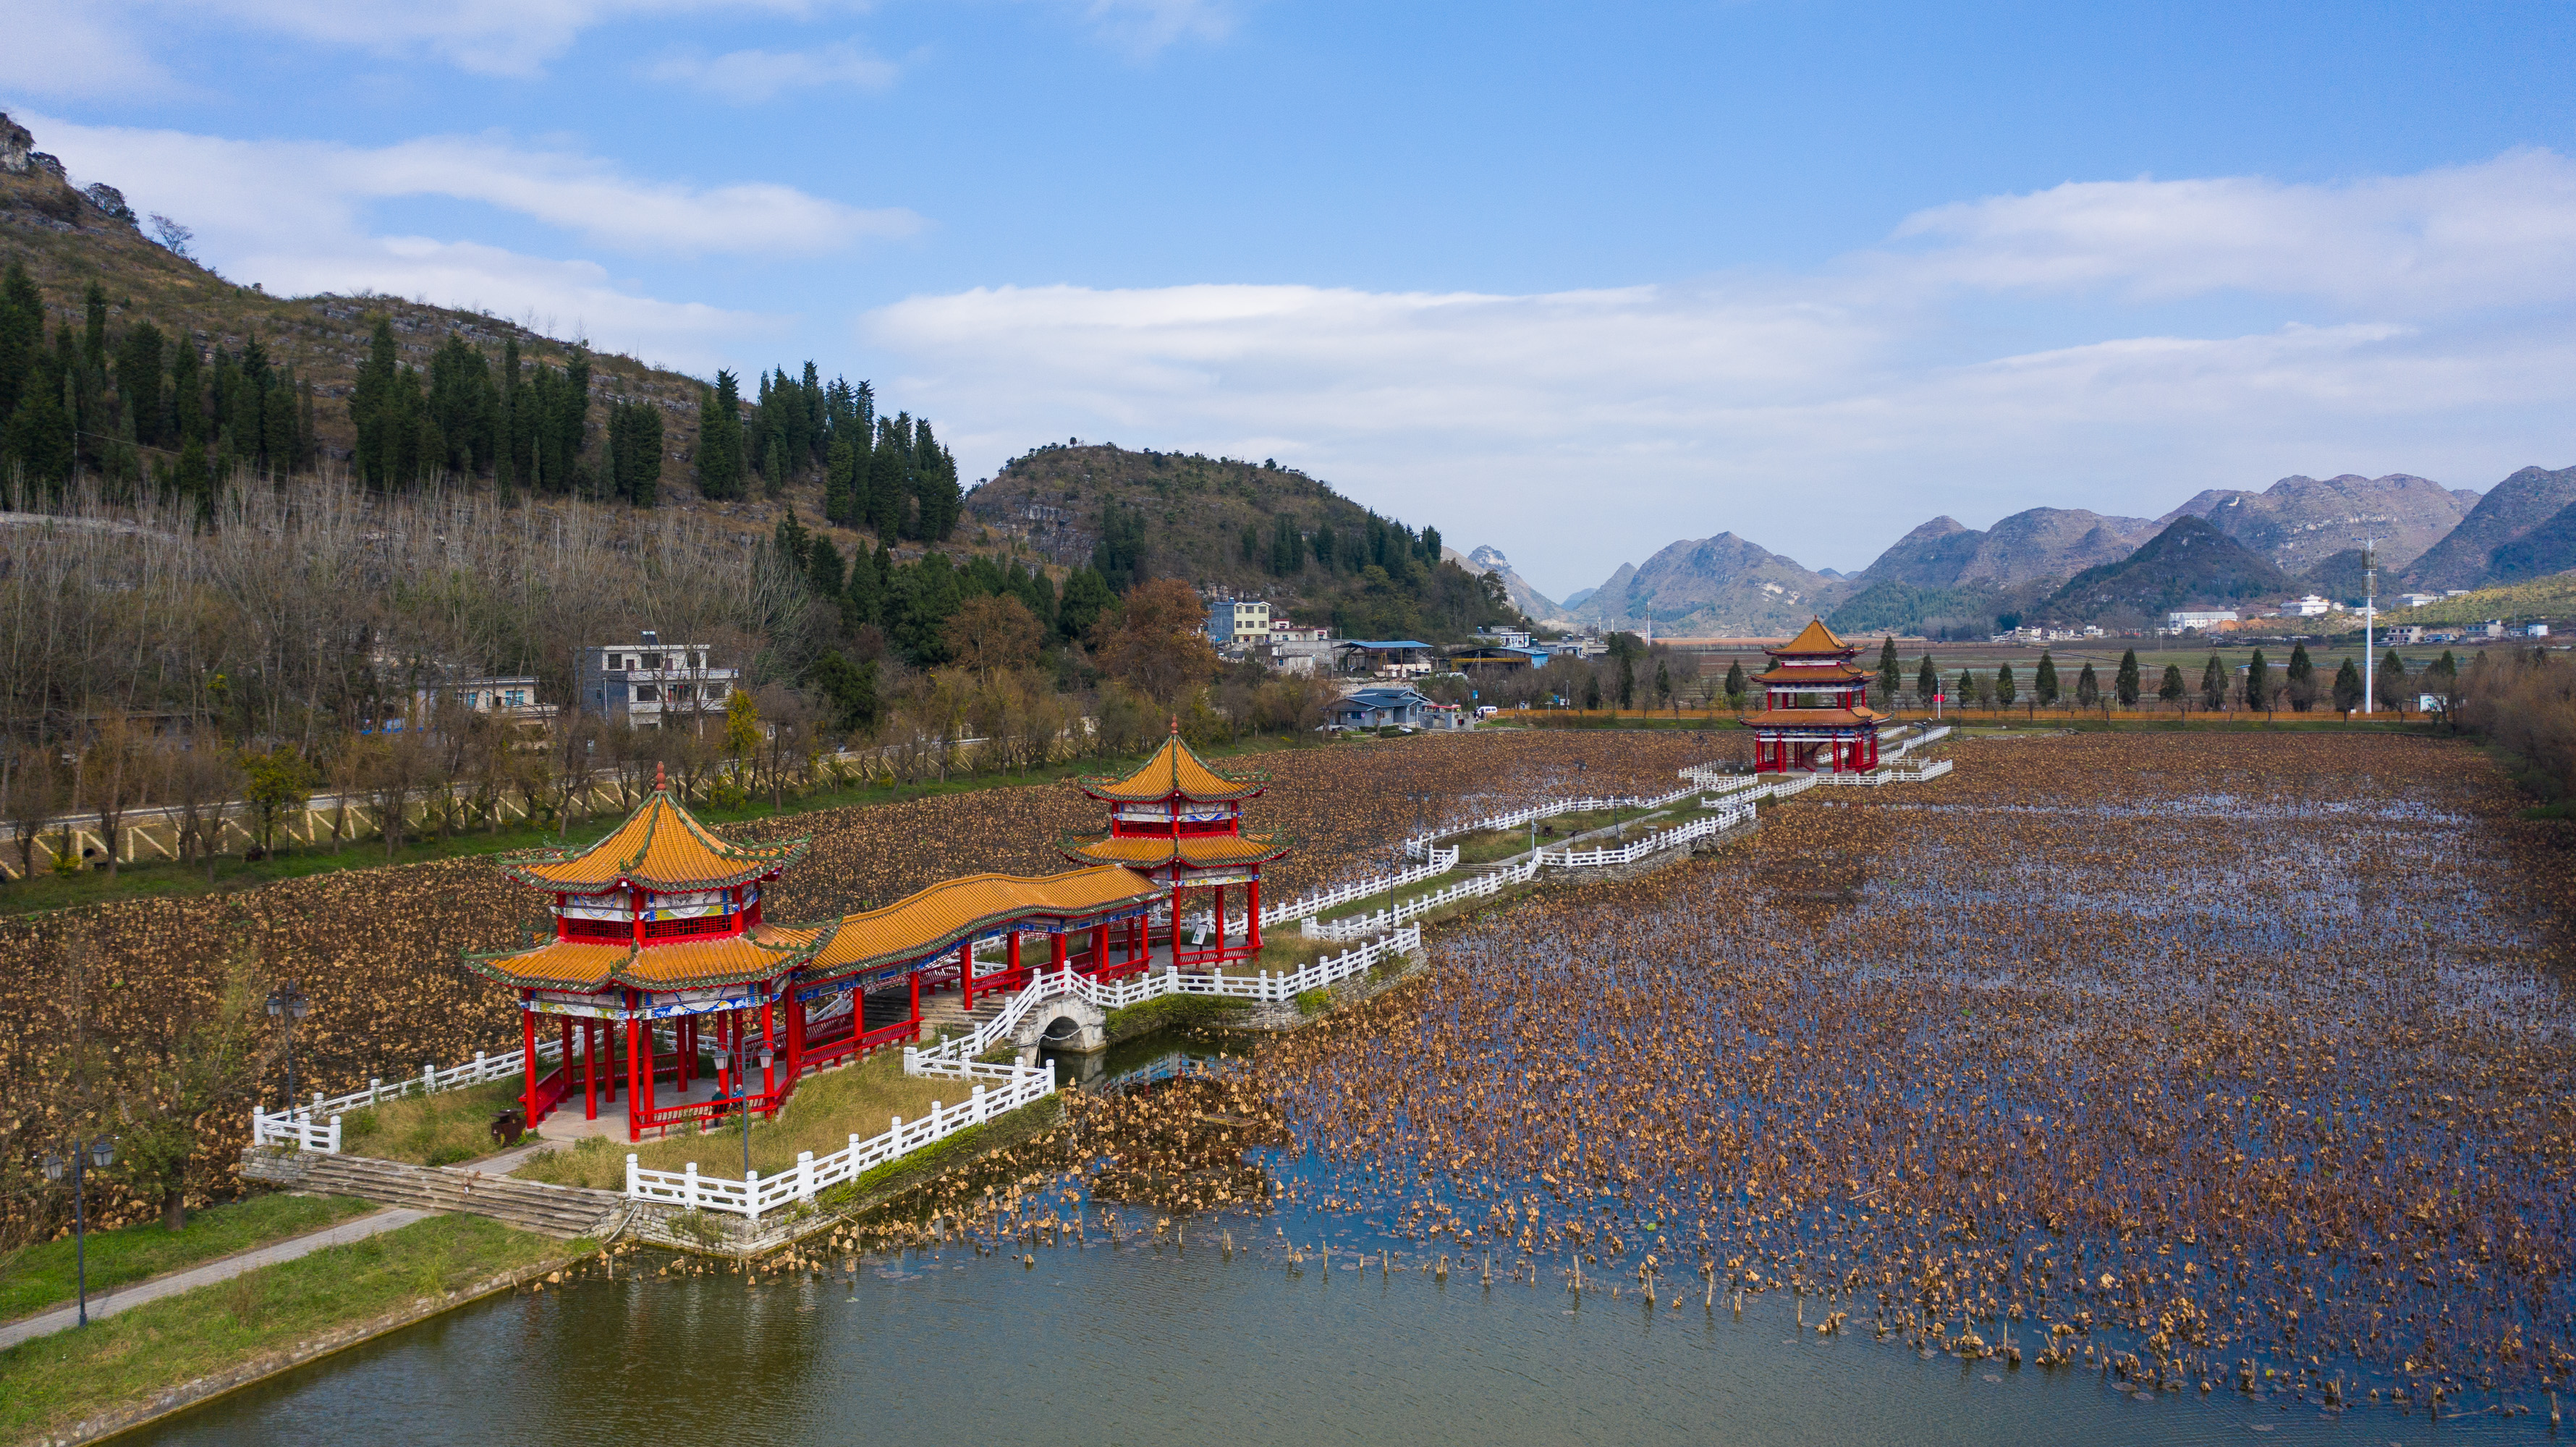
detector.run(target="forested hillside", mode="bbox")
[964,443,1522,642]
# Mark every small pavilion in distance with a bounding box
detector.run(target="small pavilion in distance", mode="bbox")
[1740,617,1887,773]
[465,767,1163,1142]
[1059,724,1291,972]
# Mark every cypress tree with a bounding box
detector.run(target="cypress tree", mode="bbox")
[1915,653,1936,704]
[350,318,401,487]
[1270,513,1304,574]
[2376,647,2410,713]
[2246,649,2271,712]
[2331,657,2364,714]
[114,319,164,447]
[2285,642,2316,713]
[2075,661,2100,707]
[912,416,961,540]
[1995,663,2017,709]
[2,362,75,492]
[2200,654,2227,710]
[2160,663,2185,707]
[763,433,787,499]
[0,261,41,421]
[1956,667,1976,708]
[864,416,908,536]
[2114,648,2140,706]
[823,436,856,524]
[1877,637,1900,703]
[697,370,745,500]
[2033,651,2057,707]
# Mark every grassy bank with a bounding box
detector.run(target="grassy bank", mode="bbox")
[0,1213,579,1443]
[0,1192,378,1323]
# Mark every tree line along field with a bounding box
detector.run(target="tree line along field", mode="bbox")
[0,731,1709,1244]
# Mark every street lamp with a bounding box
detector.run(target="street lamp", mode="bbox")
[266,981,311,1116]
[43,1134,117,1326]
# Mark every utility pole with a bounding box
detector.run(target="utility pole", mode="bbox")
[2355,535,2379,714]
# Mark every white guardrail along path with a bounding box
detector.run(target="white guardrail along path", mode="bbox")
[253,1032,577,1152]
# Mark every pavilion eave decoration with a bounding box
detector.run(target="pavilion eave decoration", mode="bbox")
[493,784,808,894]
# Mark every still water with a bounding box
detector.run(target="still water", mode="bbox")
[140,1043,2543,1447]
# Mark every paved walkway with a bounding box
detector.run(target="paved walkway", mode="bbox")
[0,1207,429,1350]
[0,1139,567,1351]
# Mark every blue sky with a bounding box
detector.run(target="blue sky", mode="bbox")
[11,1,2576,592]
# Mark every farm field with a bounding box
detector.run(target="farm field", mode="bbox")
[1,731,1710,1243]
[1245,731,2576,1406]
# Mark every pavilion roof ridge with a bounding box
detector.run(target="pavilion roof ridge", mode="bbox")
[1074,727,1268,802]
[495,781,810,894]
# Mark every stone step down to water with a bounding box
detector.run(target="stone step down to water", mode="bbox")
[242,1148,624,1240]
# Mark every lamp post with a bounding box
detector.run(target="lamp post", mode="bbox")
[43,1134,117,1326]
[266,980,311,1119]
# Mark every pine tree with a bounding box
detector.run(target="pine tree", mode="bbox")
[1877,637,1900,703]
[823,436,856,523]
[1724,658,1747,708]
[81,281,108,376]
[2114,648,2140,706]
[912,416,962,540]
[1093,500,1147,593]
[1995,663,2017,709]
[1956,667,1976,708]
[2159,663,2186,707]
[697,370,745,500]
[2075,661,2100,707]
[2,360,75,492]
[1240,524,1259,564]
[2033,651,2058,707]
[2246,649,2271,713]
[1270,513,1305,574]
[864,416,909,536]
[763,434,787,499]
[2200,654,2227,710]
[1915,654,1936,705]
[2331,657,2364,714]
[1057,566,1115,645]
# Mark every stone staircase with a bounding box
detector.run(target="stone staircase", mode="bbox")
[910,984,1012,1045]
[242,1148,627,1239]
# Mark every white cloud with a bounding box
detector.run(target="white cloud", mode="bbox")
[35,116,919,258]
[1889,148,2576,315]
[0,0,176,100]
[1069,0,1240,54]
[646,38,900,103]
[865,153,2576,590]
[186,0,828,79]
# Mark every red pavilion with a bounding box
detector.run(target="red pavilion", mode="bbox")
[1740,617,1887,773]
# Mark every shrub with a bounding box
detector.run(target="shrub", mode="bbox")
[1295,988,1331,1016]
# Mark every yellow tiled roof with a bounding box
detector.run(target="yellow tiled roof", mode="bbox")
[1057,832,1292,869]
[1753,661,1870,684]
[1768,617,1853,658]
[466,922,834,992]
[806,867,1164,977]
[497,787,808,893]
[1076,730,1267,802]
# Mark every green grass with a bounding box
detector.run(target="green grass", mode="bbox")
[0,1213,579,1442]
[0,733,1315,919]
[334,1078,530,1166]
[0,1192,378,1323]
[1101,994,1253,1042]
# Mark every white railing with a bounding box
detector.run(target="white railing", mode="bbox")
[249,1031,579,1153]
[1533,802,1753,868]
[1403,784,1710,860]
[1257,846,1457,928]
[624,1060,1056,1221]
[1302,855,1542,941]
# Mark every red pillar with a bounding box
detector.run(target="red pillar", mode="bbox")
[624,1016,641,1142]
[678,1017,692,1090]
[1247,876,1263,951]
[1051,929,1068,977]
[787,993,805,1085]
[583,1018,598,1120]
[1092,920,1109,975]
[640,1012,656,1124]
[760,993,777,1114]
[960,938,978,1011]
[906,972,922,1044]
[520,1006,538,1125]
[1007,930,1022,990]
[1213,888,1226,963]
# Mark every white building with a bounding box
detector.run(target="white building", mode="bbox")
[2165,609,2240,631]
[576,632,740,729]
[2287,595,2339,618]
